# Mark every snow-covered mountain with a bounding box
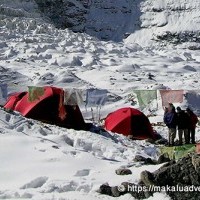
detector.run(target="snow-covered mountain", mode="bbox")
[1,0,200,91]
[31,0,200,43]
[0,1,200,200]
[1,0,200,43]
[86,0,200,43]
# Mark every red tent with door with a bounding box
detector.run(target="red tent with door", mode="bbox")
[4,86,86,130]
[104,107,155,140]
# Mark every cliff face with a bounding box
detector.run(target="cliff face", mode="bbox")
[33,0,140,41]
[1,0,200,44]
[84,0,139,41]
[34,0,88,31]
[34,0,200,44]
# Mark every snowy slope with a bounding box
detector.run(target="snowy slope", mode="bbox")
[0,108,167,199]
[0,0,200,92]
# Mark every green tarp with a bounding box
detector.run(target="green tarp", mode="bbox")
[159,144,195,160]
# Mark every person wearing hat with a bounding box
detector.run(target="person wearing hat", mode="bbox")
[176,106,190,145]
[186,108,198,144]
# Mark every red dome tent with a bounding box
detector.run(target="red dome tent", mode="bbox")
[4,86,86,130]
[104,107,155,140]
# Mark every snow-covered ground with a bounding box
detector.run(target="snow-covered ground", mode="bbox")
[0,0,200,199]
[0,108,169,199]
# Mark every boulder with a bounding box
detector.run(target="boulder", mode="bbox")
[155,138,168,145]
[110,186,121,197]
[191,154,200,173]
[115,168,132,175]
[134,155,156,164]
[157,153,171,164]
[134,155,147,162]
[140,170,155,186]
[98,184,113,196]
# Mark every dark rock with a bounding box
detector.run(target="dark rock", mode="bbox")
[152,153,200,199]
[144,158,156,165]
[130,190,151,199]
[99,183,127,197]
[138,154,200,199]
[115,168,132,175]
[35,0,88,31]
[156,31,200,44]
[157,153,171,164]
[192,154,200,173]
[134,155,156,164]
[111,186,121,197]
[120,181,135,191]
[155,138,168,145]
[99,153,200,200]
[140,170,155,186]
[98,184,113,196]
[145,138,155,144]
[162,160,176,167]
[188,46,200,50]
[134,155,147,162]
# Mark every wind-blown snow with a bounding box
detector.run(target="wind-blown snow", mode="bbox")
[0,0,200,199]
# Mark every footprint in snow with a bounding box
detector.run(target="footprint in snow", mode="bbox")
[74,169,90,177]
[20,176,48,189]
[183,65,197,72]
[39,127,47,136]
[0,128,6,134]
[16,125,24,132]
[5,114,11,122]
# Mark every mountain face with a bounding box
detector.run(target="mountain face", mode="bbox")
[1,0,200,44]
[34,0,88,31]
[34,0,139,41]
[33,0,200,44]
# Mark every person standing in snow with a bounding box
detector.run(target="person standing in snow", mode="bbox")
[186,108,198,144]
[164,106,168,114]
[164,105,177,146]
[176,107,190,145]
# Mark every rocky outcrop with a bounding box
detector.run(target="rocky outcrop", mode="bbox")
[99,153,200,200]
[143,154,200,200]
[35,0,88,31]
[156,31,200,44]
[16,0,200,43]
[1,0,200,43]
[34,0,140,41]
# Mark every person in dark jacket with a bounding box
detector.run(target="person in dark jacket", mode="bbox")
[164,106,177,146]
[176,107,190,145]
[186,107,198,144]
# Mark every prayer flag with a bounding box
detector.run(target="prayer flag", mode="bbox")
[86,89,107,107]
[160,90,184,107]
[133,90,157,109]
[28,86,45,102]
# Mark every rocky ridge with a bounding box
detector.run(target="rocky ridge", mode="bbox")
[99,153,200,200]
